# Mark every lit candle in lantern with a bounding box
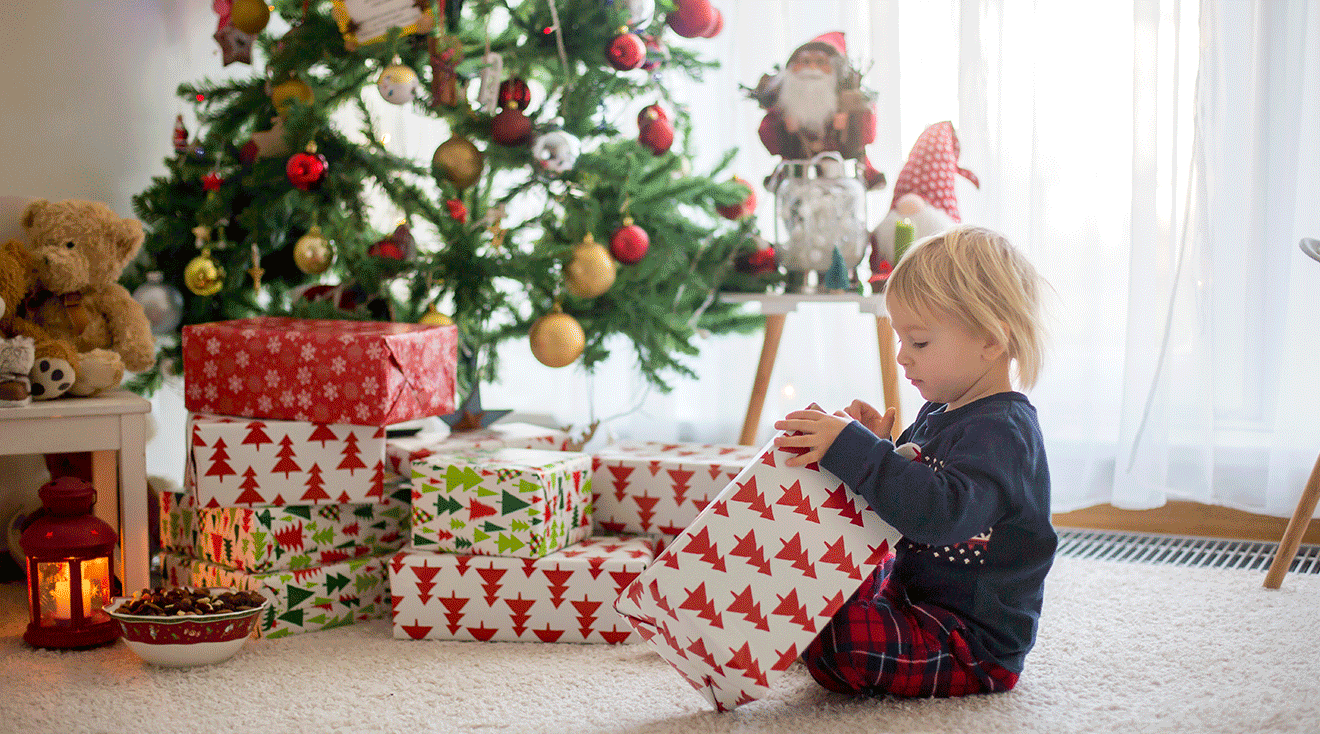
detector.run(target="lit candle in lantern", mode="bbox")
[54,575,97,620]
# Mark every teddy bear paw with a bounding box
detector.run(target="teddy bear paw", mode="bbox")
[69,348,125,397]
[29,355,75,401]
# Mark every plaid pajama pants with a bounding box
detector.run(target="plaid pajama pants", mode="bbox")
[801,555,1020,698]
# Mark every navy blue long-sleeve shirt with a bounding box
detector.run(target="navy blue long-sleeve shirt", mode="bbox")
[819,392,1056,672]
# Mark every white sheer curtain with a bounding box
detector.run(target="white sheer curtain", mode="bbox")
[381,0,1320,518]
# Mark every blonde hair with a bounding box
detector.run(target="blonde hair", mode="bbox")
[886,225,1047,390]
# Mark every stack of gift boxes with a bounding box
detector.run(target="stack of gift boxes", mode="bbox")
[160,317,458,638]
[155,318,905,712]
[384,435,760,644]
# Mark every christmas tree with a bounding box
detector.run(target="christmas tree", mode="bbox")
[126,0,778,403]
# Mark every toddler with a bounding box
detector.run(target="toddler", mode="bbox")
[774,225,1055,697]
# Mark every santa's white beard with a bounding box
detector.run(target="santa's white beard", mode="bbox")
[777,68,838,135]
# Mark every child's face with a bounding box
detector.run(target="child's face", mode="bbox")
[886,294,1009,412]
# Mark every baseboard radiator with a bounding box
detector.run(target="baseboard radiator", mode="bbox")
[1055,528,1320,574]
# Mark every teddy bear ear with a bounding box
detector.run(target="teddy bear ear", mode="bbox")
[20,199,50,230]
[115,217,146,263]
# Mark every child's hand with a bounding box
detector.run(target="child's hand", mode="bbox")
[842,400,897,440]
[773,407,852,467]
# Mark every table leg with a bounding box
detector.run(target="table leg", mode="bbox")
[119,414,150,595]
[740,313,787,446]
[1264,452,1320,589]
[89,450,119,585]
[875,315,902,440]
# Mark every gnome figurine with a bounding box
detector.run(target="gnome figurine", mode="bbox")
[869,121,979,279]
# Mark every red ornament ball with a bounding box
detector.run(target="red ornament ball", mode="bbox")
[610,220,650,264]
[667,0,715,38]
[498,78,532,110]
[607,32,646,71]
[202,172,224,191]
[286,147,328,191]
[368,240,405,260]
[491,106,533,146]
[700,8,724,38]
[639,116,674,155]
[716,176,757,220]
[637,103,667,129]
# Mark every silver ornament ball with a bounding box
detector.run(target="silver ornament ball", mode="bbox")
[132,271,185,334]
[531,130,581,174]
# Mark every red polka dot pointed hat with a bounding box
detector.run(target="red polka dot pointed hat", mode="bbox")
[890,121,979,221]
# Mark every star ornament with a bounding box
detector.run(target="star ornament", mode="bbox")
[439,382,510,432]
[214,23,255,66]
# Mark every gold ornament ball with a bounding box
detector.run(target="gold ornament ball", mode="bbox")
[184,251,226,296]
[565,233,617,299]
[271,78,314,117]
[418,304,454,326]
[229,0,271,34]
[433,134,484,190]
[530,310,586,368]
[293,226,335,274]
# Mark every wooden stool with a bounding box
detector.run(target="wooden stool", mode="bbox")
[0,390,152,593]
[722,293,902,446]
[1263,237,1320,589]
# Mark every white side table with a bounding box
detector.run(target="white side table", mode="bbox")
[0,390,151,594]
[721,293,902,445]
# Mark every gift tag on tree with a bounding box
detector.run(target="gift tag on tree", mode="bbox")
[476,52,503,114]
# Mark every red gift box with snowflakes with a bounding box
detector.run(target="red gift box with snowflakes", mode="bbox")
[409,447,593,558]
[612,437,903,712]
[162,551,391,638]
[182,317,457,426]
[389,534,659,644]
[188,413,389,509]
[386,422,575,478]
[590,442,760,538]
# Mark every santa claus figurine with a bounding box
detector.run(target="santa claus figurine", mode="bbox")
[753,32,878,169]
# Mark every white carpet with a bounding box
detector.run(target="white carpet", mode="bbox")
[2,555,1318,734]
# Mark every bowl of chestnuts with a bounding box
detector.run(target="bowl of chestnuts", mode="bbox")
[105,587,270,667]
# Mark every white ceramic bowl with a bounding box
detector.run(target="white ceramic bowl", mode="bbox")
[105,588,269,667]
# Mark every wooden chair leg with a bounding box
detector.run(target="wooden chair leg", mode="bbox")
[1264,452,1320,589]
[739,313,786,446]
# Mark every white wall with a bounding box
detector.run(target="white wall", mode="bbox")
[0,2,236,536]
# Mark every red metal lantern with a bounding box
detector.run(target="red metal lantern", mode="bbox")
[20,477,120,649]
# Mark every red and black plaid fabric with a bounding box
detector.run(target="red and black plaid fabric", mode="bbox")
[801,554,1020,698]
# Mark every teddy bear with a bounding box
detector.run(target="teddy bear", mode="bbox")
[0,238,82,402]
[20,199,154,396]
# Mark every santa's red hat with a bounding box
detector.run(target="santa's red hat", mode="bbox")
[793,31,847,61]
[890,121,979,222]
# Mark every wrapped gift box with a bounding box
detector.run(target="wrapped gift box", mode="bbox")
[196,483,411,573]
[162,552,391,638]
[613,438,903,711]
[591,442,761,538]
[188,413,389,508]
[390,535,658,644]
[409,447,593,558]
[386,422,575,478]
[182,317,457,426]
[158,490,198,555]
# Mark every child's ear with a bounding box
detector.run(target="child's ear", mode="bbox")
[982,321,1010,361]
